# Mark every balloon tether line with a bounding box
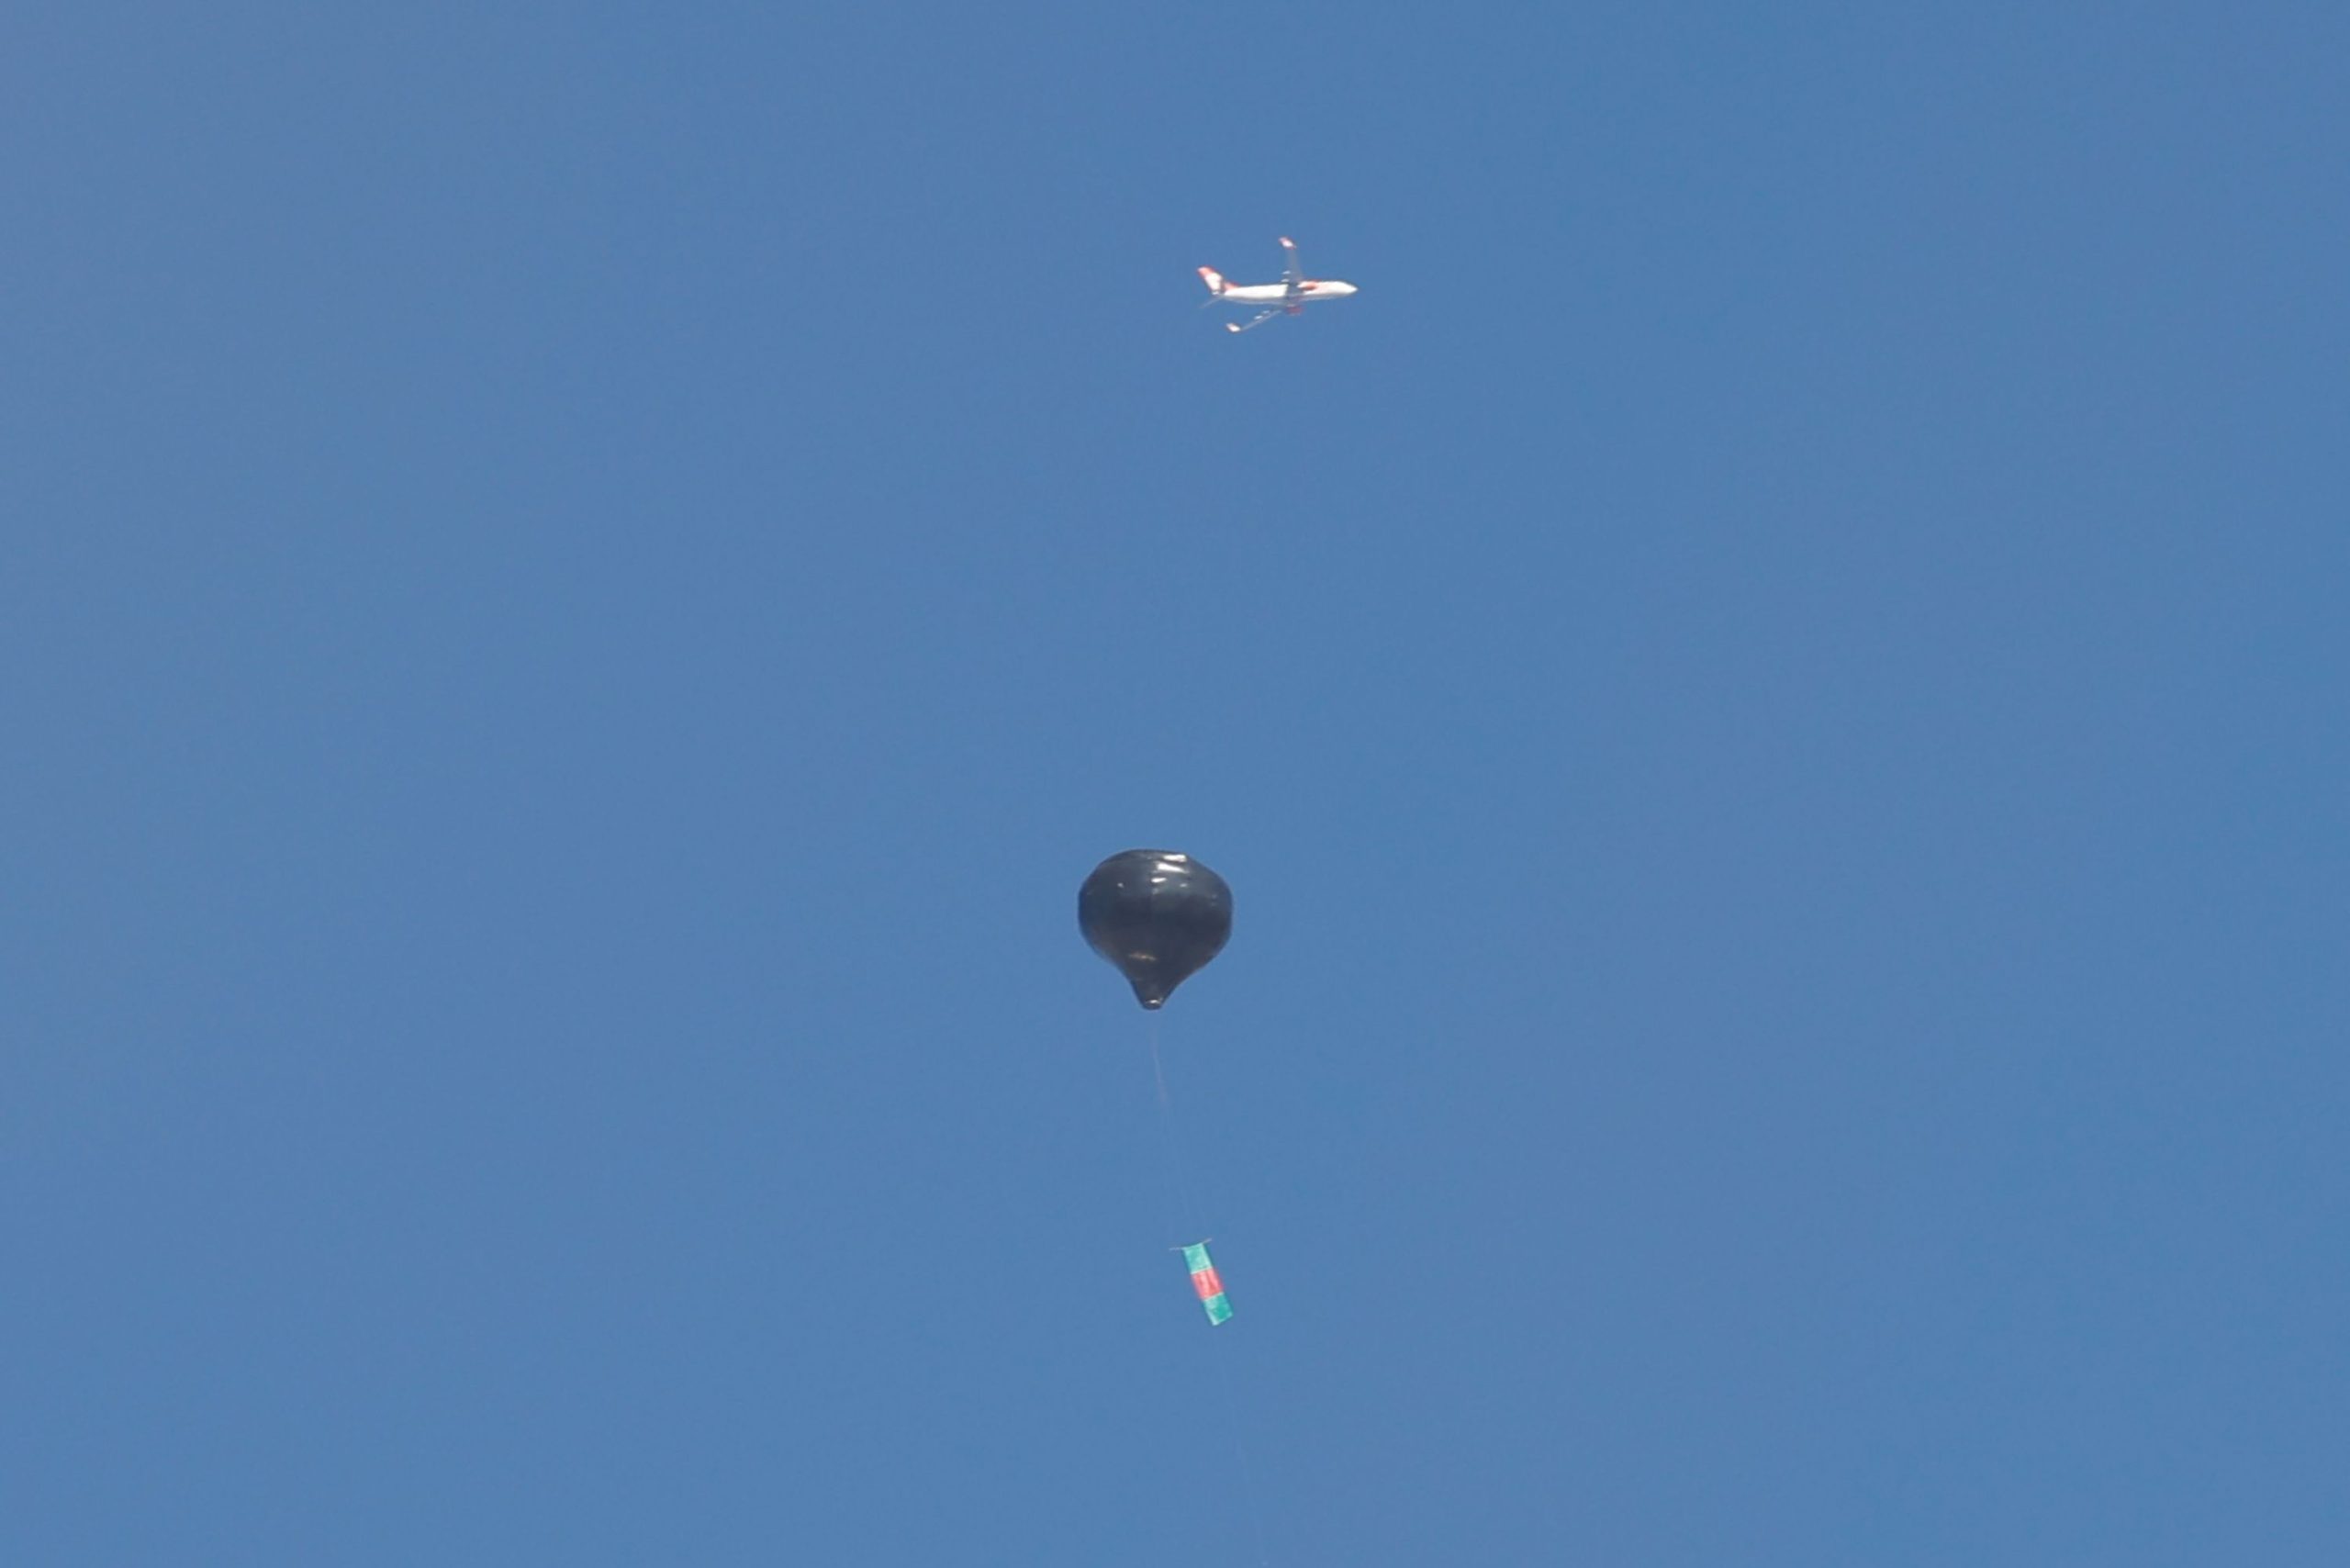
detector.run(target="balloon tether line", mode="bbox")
[1147,1014,1274,1567]
[1148,1014,1204,1245]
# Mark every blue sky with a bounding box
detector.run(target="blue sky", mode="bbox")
[4,4,2344,1562]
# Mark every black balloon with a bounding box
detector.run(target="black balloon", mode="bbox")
[1079,849,1233,1010]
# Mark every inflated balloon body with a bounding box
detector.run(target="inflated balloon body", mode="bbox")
[1079,850,1233,1010]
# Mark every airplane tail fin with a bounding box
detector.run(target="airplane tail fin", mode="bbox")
[1196,265,1227,296]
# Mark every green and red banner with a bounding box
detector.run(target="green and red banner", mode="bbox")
[1181,1241,1233,1326]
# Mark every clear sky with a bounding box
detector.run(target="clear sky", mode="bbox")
[5,4,2344,1563]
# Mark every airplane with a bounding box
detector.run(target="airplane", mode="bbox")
[1197,237,1360,333]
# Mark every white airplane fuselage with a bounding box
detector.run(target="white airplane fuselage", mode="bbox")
[1209,280,1360,304]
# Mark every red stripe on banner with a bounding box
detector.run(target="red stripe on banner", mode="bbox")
[1191,1267,1224,1301]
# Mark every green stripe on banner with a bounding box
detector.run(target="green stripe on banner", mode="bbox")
[1203,1294,1233,1326]
[1181,1243,1213,1273]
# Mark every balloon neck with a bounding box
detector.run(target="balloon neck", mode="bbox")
[1131,982,1169,1010]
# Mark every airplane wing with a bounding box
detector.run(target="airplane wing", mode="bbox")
[1225,306,1285,334]
[1279,236,1304,293]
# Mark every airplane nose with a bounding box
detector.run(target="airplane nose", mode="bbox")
[1333,282,1360,297]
